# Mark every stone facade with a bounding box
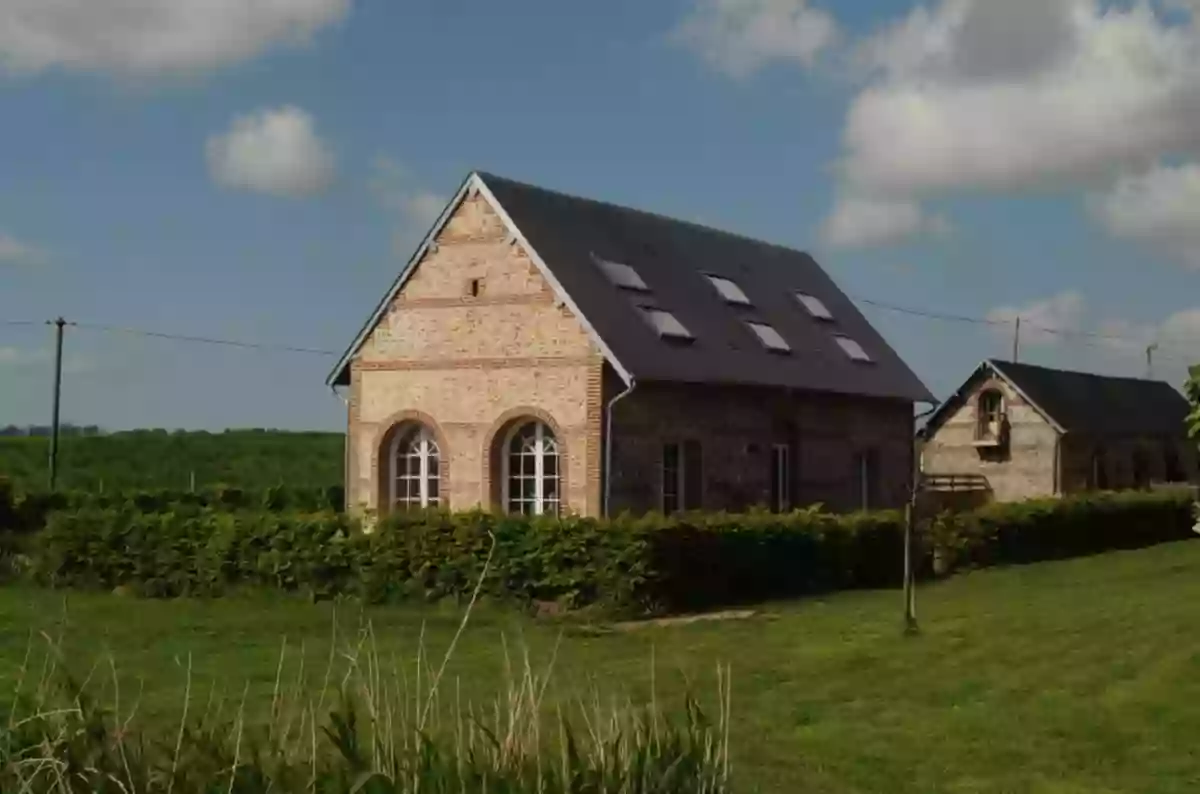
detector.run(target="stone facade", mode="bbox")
[346,191,919,518]
[920,375,1059,502]
[921,371,1200,502]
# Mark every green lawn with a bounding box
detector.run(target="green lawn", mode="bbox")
[3,542,1200,793]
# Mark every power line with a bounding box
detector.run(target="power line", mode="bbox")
[853,295,1199,358]
[5,292,1197,363]
[70,322,339,357]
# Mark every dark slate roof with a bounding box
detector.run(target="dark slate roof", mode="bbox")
[987,359,1193,436]
[475,172,933,403]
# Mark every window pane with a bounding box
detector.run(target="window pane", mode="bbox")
[771,445,790,512]
[706,275,751,305]
[543,450,558,476]
[683,440,703,511]
[596,257,649,291]
[662,442,681,513]
[834,335,872,362]
[748,322,790,352]
[795,292,833,320]
[642,309,693,340]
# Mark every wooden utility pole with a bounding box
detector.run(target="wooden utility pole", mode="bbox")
[1012,317,1021,363]
[903,495,919,635]
[47,317,66,491]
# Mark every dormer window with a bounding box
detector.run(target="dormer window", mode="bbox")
[706,275,751,305]
[595,256,648,291]
[975,389,1005,445]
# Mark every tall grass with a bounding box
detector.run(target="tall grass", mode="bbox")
[1,575,733,792]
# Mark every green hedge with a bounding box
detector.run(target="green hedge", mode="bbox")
[25,488,1198,615]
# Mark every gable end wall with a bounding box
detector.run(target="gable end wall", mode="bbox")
[920,373,1060,501]
[347,193,605,516]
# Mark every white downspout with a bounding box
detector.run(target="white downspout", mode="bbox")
[331,385,350,512]
[603,377,637,518]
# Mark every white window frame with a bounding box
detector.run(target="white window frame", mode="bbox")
[706,275,751,305]
[389,425,440,509]
[502,420,561,516]
[795,292,833,320]
[771,443,791,512]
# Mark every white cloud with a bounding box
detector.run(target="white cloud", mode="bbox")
[0,0,350,77]
[819,194,950,248]
[983,291,1200,382]
[402,192,445,228]
[837,0,1200,197]
[674,0,838,76]
[206,106,336,198]
[1089,162,1200,268]
[368,156,445,253]
[1099,307,1200,353]
[0,231,47,267]
[986,290,1086,346]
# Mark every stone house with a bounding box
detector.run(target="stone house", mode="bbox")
[326,171,934,518]
[918,358,1199,502]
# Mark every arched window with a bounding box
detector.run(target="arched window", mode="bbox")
[504,420,560,516]
[976,389,1004,440]
[390,425,440,510]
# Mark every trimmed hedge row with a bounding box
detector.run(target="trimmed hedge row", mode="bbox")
[23,487,1199,614]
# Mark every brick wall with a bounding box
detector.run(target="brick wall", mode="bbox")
[605,374,916,514]
[347,192,604,516]
[920,376,1060,502]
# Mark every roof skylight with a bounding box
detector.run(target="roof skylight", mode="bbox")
[642,308,693,340]
[706,275,751,305]
[595,256,648,291]
[747,322,790,352]
[795,292,833,321]
[834,335,872,362]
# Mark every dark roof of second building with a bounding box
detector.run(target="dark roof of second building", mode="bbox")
[987,359,1193,436]
[478,172,934,403]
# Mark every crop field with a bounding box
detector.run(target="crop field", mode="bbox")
[0,429,342,491]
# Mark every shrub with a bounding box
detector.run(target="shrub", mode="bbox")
[25,488,1199,616]
[926,487,1198,575]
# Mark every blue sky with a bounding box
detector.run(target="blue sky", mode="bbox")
[1,0,1198,431]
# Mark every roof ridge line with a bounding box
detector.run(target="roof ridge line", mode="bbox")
[474,170,812,260]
